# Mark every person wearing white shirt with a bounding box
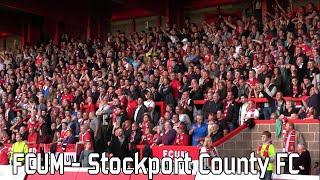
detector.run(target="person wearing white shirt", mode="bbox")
[175,105,191,130]
[240,100,259,125]
[239,95,249,125]
[133,98,147,124]
[181,38,188,51]
[144,92,155,118]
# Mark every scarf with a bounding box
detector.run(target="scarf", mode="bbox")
[284,130,295,152]
[130,131,136,143]
[207,146,218,157]
[223,101,232,117]
[206,146,219,168]
[275,119,283,139]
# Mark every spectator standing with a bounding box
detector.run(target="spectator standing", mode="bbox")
[0,142,9,165]
[256,131,276,180]
[157,121,176,145]
[10,133,28,164]
[108,128,130,160]
[202,92,223,120]
[174,123,189,146]
[189,115,207,146]
[79,141,94,167]
[294,143,311,175]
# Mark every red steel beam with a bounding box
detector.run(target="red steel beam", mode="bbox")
[186,0,246,10]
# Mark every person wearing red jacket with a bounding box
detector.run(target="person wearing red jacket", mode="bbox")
[27,127,39,145]
[140,127,153,145]
[169,73,181,100]
[174,123,189,146]
[1,132,11,144]
[117,89,128,109]
[0,142,9,165]
[126,95,137,120]
[79,124,92,144]
[82,96,97,113]
[35,52,44,68]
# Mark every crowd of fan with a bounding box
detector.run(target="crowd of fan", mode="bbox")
[0,2,319,159]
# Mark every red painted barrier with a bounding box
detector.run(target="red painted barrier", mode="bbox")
[157,96,309,111]
[248,96,308,104]
[212,124,247,147]
[152,145,200,159]
[255,119,319,124]
[193,100,206,105]
[137,144,200,160]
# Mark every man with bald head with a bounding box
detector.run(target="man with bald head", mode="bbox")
[293,143,311,175]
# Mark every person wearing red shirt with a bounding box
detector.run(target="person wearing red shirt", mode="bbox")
[152,126,162,147]
[79,124,92,144]
[61,88,74,103]
[140,127,153,145]
[169,73,181,100]
[203,47,212,64]
[247,69,259,87]
[27,117,39,130]
[0,142,9,165]
[126,95,137,120]
[83,96,97,113]
[27,127,39,145]
[174,123,189,146]
[60,122,69,140]
[35,52,44,68]
[141,114,152,135]
[117,89,128,110]
[1,131,11,144]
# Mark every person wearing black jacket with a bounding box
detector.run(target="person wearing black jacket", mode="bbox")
[108,128,130,160]
[128,122,142,147]
[294,143,311,175]
[189,79,203,100]
[295,56,308,83]
[261,91,286,118]
[132,97,147,125]
[288,77,302,97]
[209,123,223,143]
[128,122,142,160]
[159,78,175,106]
[178,91,195,123]
[38,116,52,143]
[222,91,239,130]
[202,92,223,120]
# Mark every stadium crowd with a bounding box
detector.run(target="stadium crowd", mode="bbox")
[0,1,319,167]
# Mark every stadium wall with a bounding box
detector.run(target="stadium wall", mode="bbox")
[216,120,320,165]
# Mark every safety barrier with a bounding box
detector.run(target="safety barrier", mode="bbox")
[156,96,309,116]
